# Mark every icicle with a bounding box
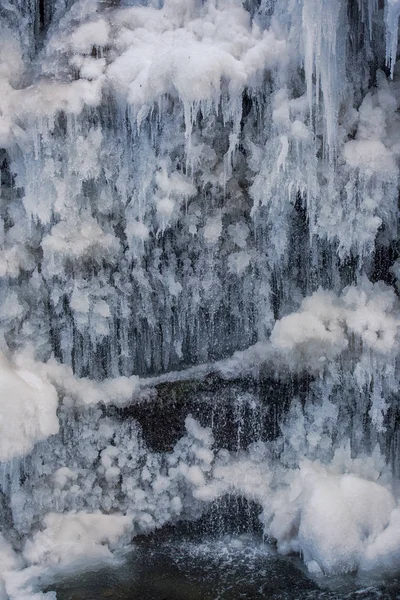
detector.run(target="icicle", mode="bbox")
[385,0,400,78]
[302,0,346,155]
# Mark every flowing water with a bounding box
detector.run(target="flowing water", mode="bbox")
[45,531,400,600]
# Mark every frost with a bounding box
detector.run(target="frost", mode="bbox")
[203,215,223,244]
[343,140,398,175]
[70,19,110,54]
[267,462,397,575]
[271,282,400,371]
[23,512,133,568]
[0,355,58,462]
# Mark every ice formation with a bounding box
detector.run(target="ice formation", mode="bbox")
[0,0,400,597]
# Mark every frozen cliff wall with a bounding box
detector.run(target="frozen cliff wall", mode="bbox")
[0,0,400,594]
[0,0,398,377]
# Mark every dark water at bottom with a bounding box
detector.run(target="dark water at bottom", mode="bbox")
[46,532,400,600]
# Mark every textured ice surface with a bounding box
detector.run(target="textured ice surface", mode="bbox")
[0,0,400,597]
[0,355,58,462]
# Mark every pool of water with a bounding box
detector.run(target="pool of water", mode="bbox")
[43,530,400,600]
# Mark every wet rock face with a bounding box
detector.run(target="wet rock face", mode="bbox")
[107,374,310,453]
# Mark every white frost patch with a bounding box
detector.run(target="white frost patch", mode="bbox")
[271,290,347,367]
[107,2,285,111]
[271,281,400,370]
[343,140,398,176]
[70,19,110,54]
[204,215,223,245]
[23,512,133,568]
[268,461,397,576]
[42,215,120,276]
[360,507,400,573]
[0,354,59,462]
[45,360,141,408]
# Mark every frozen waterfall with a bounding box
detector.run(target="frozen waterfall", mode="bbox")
[0,0,400,597]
